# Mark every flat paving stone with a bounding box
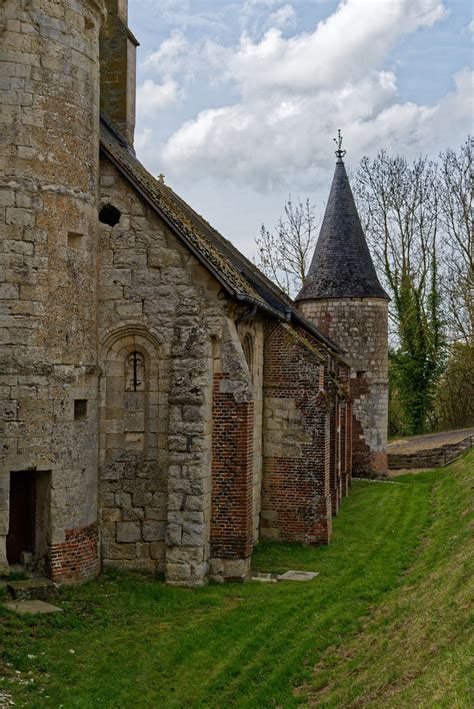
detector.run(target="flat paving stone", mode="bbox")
[4,599,63,614]
[277,570,319,582]
[250,572,278,583]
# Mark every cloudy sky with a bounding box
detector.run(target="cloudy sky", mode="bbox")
[128,0,473,258]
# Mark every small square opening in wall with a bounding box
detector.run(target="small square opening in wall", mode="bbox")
[68,232,84,251]
[74,399,88,421]
[356,371,366,379]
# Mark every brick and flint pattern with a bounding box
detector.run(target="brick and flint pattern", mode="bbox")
[261,323,347,544]
[209,318,255,581]
[0,0,106,576]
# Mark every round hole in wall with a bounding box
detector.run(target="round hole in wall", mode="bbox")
[99,204,121,227]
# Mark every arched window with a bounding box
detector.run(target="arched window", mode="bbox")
[125,351,145,392]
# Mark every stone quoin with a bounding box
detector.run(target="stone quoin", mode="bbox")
[0,0,388,586]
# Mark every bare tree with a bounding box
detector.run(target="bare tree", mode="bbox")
[255,197,318,297]
[438,139,473,342]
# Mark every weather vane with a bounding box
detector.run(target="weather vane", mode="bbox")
[334,129,346,159]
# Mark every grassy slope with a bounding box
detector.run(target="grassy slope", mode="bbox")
[0,452,472,708]
[305,451,474,707]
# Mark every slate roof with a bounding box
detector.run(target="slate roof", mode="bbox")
[296,157,389,301]
[99,116,346,357]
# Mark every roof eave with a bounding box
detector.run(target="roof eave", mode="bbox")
[100,141,289,323]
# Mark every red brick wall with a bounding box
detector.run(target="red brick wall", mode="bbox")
[261,323,332,545]
[329,394,341,515]
[211,374,254,559]
[50,522,99,583]
[339,400,348,496]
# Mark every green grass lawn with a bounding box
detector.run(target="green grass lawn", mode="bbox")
[1,451,472,708]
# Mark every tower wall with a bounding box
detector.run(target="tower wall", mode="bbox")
[0,0,106,579]
[298,298,388,476]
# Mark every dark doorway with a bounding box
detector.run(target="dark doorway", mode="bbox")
[6,472,36,565]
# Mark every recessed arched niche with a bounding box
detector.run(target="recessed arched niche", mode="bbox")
[100,330,160,458]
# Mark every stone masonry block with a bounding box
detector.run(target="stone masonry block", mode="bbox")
[116,522,141,543]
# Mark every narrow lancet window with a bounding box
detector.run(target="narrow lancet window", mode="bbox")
[125,351,145,391]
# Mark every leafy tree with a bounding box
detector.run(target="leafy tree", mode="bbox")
[434,341,474,430]
[354,152,444,434]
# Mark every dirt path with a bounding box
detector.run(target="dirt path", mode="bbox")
[388,427,474,455]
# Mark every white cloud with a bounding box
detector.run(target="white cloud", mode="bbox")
[142,29,224,84]
[226,0,446,96]
[267,4,296,29]
[136,78,182,116]
[135,127,153,152]
[161,68,404,189]
[157,0,471,191]
[137,0,472,196]
[143,30,190,75]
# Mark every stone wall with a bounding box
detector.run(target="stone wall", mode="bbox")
[261,323,333,544]
[0,0,106,578]
[99,0,137,146]
[388,436,473,470]
[298,298,388,476]
[97,158,226,585]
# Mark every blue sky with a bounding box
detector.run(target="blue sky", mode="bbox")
[127,0,473,257]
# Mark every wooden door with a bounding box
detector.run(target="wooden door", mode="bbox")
[6,472,35,564]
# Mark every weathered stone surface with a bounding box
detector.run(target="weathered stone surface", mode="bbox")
[299,298,388,476]
[277,570,319,582]
[0,0,104,581]
[116,522,140,543]
[7,577,58,601]
[0,0,370,590]
[4,600,64,615]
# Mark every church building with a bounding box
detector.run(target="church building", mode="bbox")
[0,0,388,587]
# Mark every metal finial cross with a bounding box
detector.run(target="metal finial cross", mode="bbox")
[334,129,346,159]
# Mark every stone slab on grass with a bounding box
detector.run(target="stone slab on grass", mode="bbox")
[7,577,58,601]
[277,570,319,582]
[4,600,63,615]
[250,570,319,583]
[250,572,278,583]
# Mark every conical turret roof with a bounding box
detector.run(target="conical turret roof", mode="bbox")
[296,152,389,301]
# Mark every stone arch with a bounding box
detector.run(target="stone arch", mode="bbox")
[99,327,161,463]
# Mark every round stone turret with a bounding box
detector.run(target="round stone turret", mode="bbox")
[296,143,389,476]
[0,0,106,579]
